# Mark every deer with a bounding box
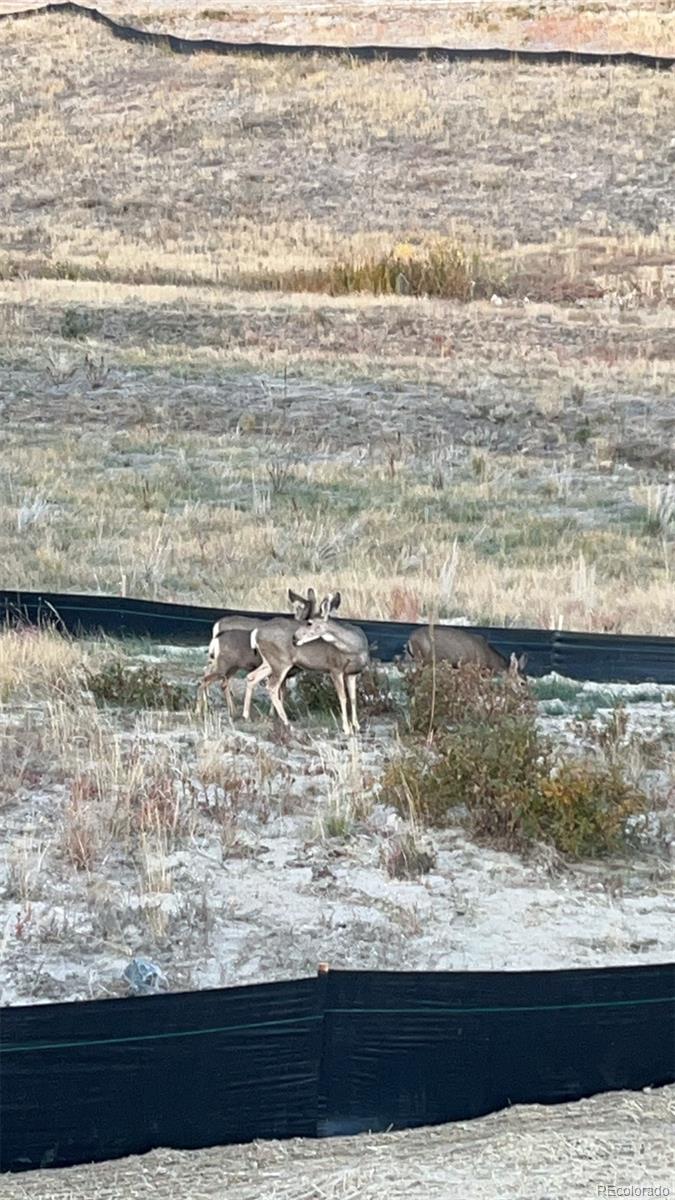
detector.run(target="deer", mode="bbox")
[405,625,527,681]
[198,589,317,717]
[243,592,370,736]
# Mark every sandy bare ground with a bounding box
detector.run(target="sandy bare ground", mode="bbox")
[3,1085,673,1199]
[1,644,674,1009]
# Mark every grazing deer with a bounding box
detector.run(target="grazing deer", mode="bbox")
[405,625,527,680]
[199,590,316,717]
[243,592,370,735]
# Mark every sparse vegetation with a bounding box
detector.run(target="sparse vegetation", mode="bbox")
[0,14,673,633]
[85,659,191,710]
[382,665,648,858]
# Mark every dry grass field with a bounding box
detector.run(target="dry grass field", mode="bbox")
[0,8,674,1186]
[1,8,674,629]
[2,0,674,57]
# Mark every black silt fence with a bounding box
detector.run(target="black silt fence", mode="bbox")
[1,590,674,684]
[1,964,674,1172]
[3,2,674,69]
[318,964,675,1136]
[0,977,322,1172]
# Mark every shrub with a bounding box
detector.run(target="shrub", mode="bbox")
[266,241,505,303]
[60,307,90,339]
[406,660,534,736]
[382,830,436,880]
[532,676,583,703]
[85,660,190,710]
[288,666,399,721]
[287,671,339,718]
[524,761,646,858]
[381,702,646,859]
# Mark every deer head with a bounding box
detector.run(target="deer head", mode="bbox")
[292,592,341,646]
[508,651,528,682]
[287,587,317,621]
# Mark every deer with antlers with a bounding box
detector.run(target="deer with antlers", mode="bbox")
[243,592,369,735]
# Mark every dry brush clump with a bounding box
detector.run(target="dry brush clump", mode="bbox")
[85,658,191,710]
[266,242,506,303]
[313,739,377,842]
[381,828,437,880]
[405,660,535,738]
[382,662,648,859]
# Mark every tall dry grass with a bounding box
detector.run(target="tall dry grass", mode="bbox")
[0,628,84,702]
[0,428,672,633]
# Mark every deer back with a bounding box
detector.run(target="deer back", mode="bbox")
[407,626,508,671]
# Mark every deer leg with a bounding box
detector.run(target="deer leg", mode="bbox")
[331,671,351,737]
[243,661,273,720]
[197,670,220,713]
[267,666,293,726]
[221,675,235,719]
[346,673,360,733]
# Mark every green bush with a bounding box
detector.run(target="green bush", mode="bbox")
[85,660,190,710]
[522,760,645,857]
[382,715,544,838]
[288,666,399,721]
[382,663,647,859]
[406,660,534,736]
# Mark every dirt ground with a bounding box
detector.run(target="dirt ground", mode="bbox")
[4,1084,674,1199]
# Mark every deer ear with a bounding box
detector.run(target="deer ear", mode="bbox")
[318,596,331,618]
[288,588,303,605]
[518,653,528,674]
[330,591,341,613]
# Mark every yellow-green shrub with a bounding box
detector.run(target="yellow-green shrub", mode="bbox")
[382,663,647,858]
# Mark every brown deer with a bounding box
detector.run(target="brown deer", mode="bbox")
[405,625,527,680]
[243,592,370,735]
[198,589,316,717]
